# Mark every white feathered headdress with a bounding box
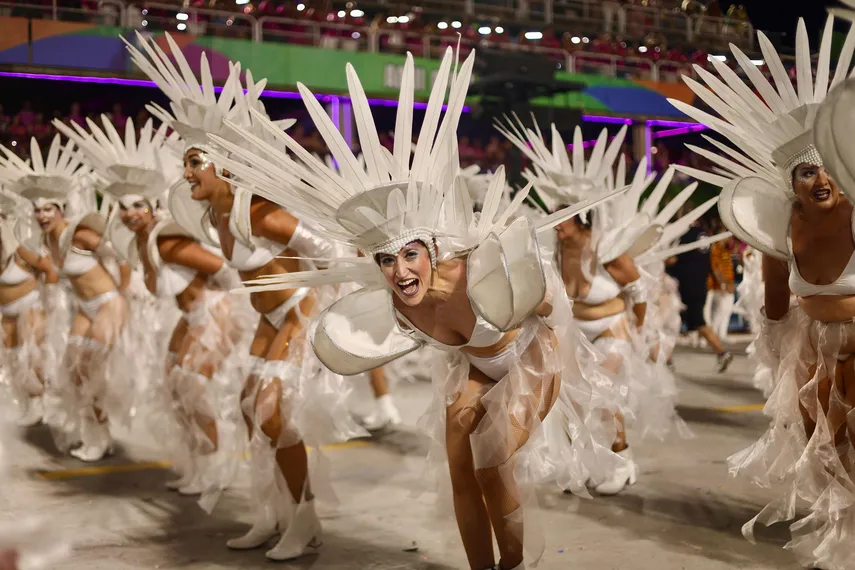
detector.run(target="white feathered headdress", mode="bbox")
[669,15,855,192]
[121,31,294,154]
[194,48,623,292]
[0,135,88,208]
[52,114,182,208]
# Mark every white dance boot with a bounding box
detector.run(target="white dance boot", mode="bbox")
[265,499,322,561]
[226,519,280,550]
[362,394,402,430]
[70,418,113,462]
[17,396,43,427]
[594,447,638,495]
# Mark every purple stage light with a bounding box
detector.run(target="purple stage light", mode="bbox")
[0,70,469,110]
[652,124,707,138]
[582,115,633,125]
[645,119,701,128]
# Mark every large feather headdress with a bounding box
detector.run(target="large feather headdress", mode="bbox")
[668,15,855,192]
[198,47,623,292]
[0,135,87,208]
[121,31,294,154]
[52,114,182,207]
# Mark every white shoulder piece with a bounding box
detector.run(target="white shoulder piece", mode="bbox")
[814,77,855,204]
[0,220,19,265]
[105,210,138,266]
[12,217,41,257]
[719,177,790,260]
[311,287,422,376]
[167,180,220,248]
[227,187,255,249]
[59,212,107,259]
[467,215,546,332]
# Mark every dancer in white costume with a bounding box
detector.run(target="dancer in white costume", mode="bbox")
[123,32,364,559]
[670,14,855,570]
[51,114,250,509]
[0,135,130,461]
[497,117,724,494]
[0,189,58,426]
[732,245,774,395]
[205,46,628,570]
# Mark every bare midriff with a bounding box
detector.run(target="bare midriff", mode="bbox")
[463,328,521,359]
[175,273,210,313]
[70,264,117,299]
[0,277,37,306]
[799,295,855,324]
[572,296,626,321]
[240,247,304,314]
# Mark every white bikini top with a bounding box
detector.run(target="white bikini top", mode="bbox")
[788,211,855,297]
[156,262,197,298]
[395,308,505,352]
[60,246,98,277]
[228,235,284,272]
[221,190,286,272]
[577,263,622,305]
[0,256,33,285]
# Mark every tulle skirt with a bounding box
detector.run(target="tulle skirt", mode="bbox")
[729,305,855,570]
[413,262,630,566]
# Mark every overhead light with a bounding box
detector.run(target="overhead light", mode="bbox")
[141,19,148,26]
[638,45,648,53]
[10,141,16,147]
[398,15,409,23]
[570,36,580,44]
[708,54,727,62]
[386,15,397,23]
[296,3,305,10]
[582,36,589,43]
[177,22,187,30]
[495,26,503,33]
[524,31,542,40]
[176,12,188,20]
[141,8,147,14]
[750,59,764,66]
[478,26,491,35]
[226,17,233,25]
[337,10,345,17]
[350,9,364,17]
[437,21,448,29]
[235,0,250,5]
[351,31,360,38]
[451,20,461,28]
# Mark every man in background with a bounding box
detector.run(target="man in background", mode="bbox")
[666,213,733,373]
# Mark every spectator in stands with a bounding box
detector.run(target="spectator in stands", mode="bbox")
[666,211,733,372]
[31,113,50,143]
[67,102,85,127]
[0,106,9,134]
[14,102,34,129]
[603,0,628,34]
[109,103,127,128]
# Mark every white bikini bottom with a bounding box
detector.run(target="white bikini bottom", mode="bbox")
[0,289,41,319]
[576,313,624,342]
[77,290,119,321]
[465,350,519,382]
[263,287,310,330]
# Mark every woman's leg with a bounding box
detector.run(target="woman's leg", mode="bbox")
[70,296,127,461]
[472,328,561,570]
[445,370,495,570]
[225,314,278,550]
[258,295,325,561]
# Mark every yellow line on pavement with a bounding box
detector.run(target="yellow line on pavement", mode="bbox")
[37,440,373,480]
[37,461,171,480]
[713,403,765,413]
